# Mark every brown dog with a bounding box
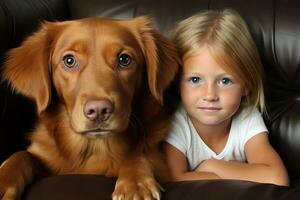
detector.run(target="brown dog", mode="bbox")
[0,17,179,200]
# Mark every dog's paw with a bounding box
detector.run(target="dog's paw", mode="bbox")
[112,176,162,200]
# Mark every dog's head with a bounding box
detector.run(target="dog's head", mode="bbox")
[3,17,179,138]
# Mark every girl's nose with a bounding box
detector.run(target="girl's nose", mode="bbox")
[203,84,219,101]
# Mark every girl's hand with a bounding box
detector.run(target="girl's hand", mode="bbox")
[195,159,242,173]
[195,159,219,172]
[195,159,211,172]
[164,143,221,181]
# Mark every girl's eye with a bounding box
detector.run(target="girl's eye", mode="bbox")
[189,77,201,84]
[219,77,233,85]
[63,54,77,68]
[118,53,132,69]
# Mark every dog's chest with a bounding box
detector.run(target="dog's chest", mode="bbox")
[75,154,119,176]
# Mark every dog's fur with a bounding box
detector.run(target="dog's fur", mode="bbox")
[0,17,179,200]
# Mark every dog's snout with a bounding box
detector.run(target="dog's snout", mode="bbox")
[84,99,114,122]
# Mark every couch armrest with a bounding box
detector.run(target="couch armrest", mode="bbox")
[22,174,299,200]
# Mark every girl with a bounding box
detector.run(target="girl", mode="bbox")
[164,9,289,186]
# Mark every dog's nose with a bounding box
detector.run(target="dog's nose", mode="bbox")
[84,99,114,122]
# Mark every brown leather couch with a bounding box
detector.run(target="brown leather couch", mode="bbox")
[1,0,300,199]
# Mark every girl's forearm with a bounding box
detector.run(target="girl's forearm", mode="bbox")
[197,159,289,186]
[171,170,221,181]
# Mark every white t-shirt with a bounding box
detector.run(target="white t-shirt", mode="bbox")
[165,105,268,170]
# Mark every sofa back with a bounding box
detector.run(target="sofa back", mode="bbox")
[0,0,69,162]
[1,0,300,180]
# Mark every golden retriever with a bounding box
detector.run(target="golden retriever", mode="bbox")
[0,16,179,200]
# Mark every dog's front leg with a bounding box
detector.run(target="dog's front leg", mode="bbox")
[0,151,46,200]
[112,155,162,200]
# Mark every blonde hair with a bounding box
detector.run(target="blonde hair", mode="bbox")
[172,9,265,113]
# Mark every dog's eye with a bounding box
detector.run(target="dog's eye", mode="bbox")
[118,53,132,68]
[63,54,77,68]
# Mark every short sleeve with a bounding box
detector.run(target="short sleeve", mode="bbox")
[165,110,189,155]
[241,108,268,146]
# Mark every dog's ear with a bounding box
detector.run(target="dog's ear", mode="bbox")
[3,22,61,114]
[133,16,180,104]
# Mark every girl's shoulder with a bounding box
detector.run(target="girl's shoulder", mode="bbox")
[173,103,188,121]
[170,103,192,134]
[231,107,268,145]
[234,107,262,122]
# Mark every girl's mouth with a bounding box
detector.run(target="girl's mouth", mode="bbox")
[198,107,221,113]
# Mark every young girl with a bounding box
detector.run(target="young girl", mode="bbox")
[164,9,289,186]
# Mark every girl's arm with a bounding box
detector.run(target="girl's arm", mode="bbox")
[163,142,220,181]
[196,132,289,186]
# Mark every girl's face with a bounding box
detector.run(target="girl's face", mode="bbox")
[180,47,246,128]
